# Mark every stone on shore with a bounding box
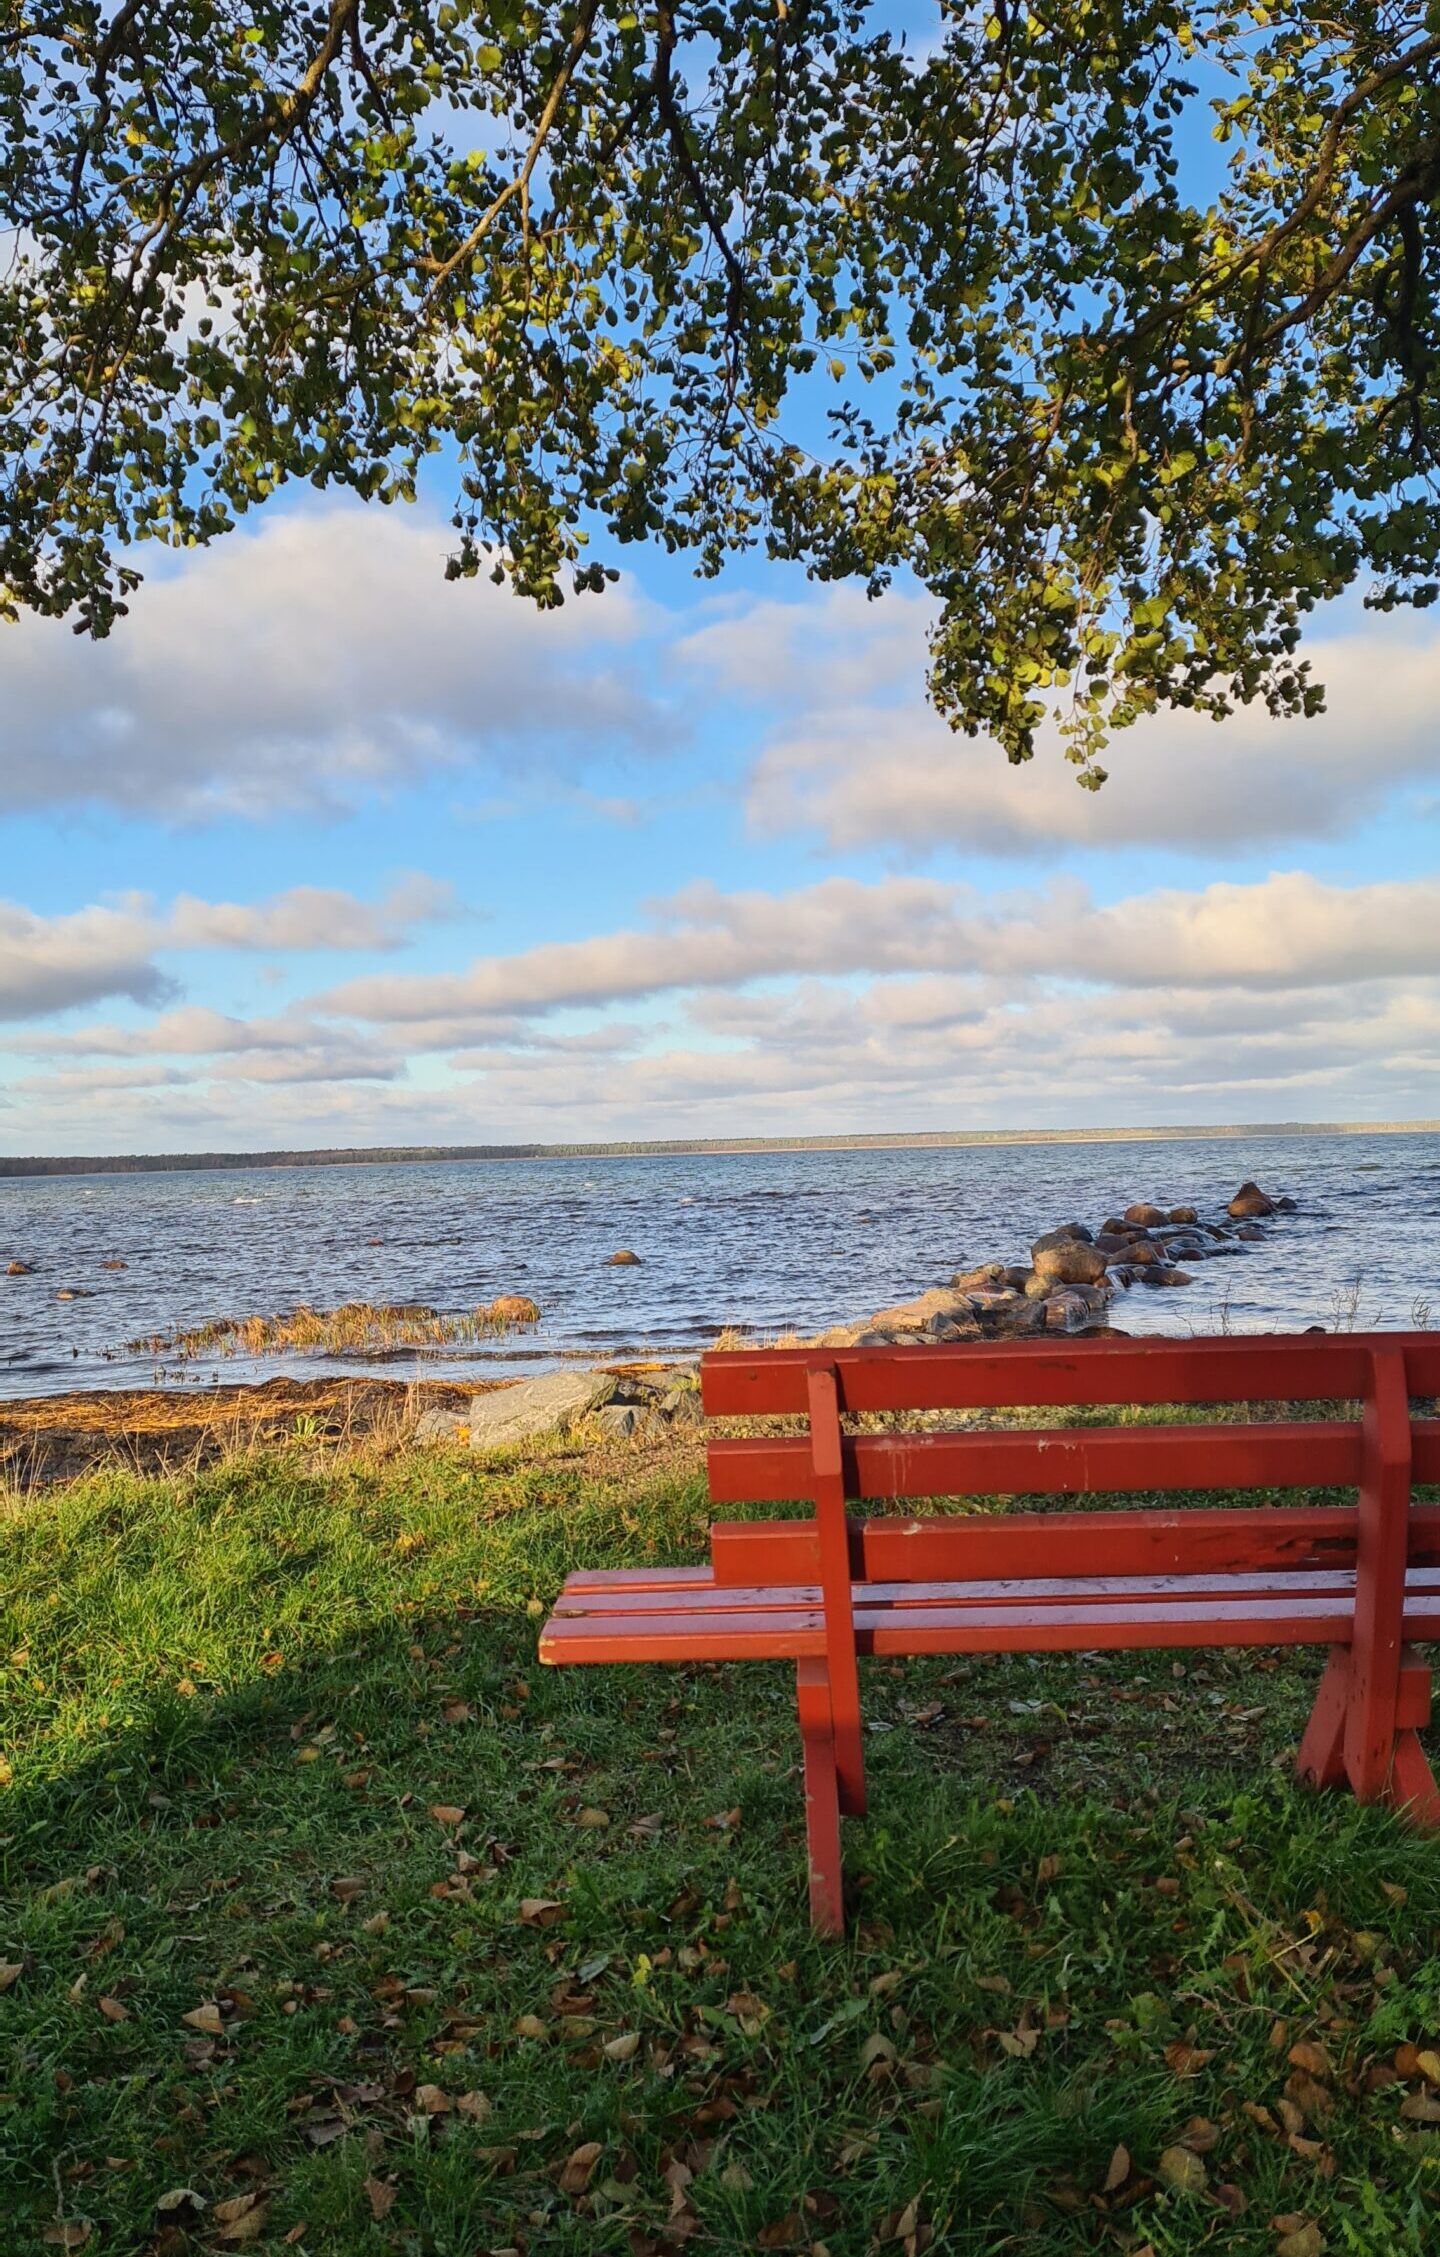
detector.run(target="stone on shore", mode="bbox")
[1032,1239,1109,1286]
[414,1407,466,1445]
[1228,1181,1276,1219]
[468,1370,615,1447]
[1032,1223,1094,1253]
[950,1261,1007,1291]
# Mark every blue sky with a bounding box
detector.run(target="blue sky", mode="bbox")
[3,12,1439,1154]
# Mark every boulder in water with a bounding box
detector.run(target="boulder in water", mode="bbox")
[1124,1202,1167,1227]
[606,1249,642,1266]
[487,1293,541,1325]
[1032,1223,1094,1253]
[1228,1181,1276,1219]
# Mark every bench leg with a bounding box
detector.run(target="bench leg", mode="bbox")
[1297,1643,1440,1828]
[796,1658,845,1937]
[1296,1644,1350,1791]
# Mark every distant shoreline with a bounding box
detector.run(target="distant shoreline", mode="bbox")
[2,1119,1437,1180]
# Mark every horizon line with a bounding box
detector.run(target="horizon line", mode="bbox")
[2,1118,1438,1179]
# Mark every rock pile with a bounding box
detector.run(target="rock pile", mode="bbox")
[815,1181,1298,1347]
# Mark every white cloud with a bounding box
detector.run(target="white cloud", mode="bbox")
[0,902,175,1021]
[0,506,666,818]
[0,878,457,1026]
[16,866,1439,1144]
[318,869,1440,1032]
[723,605,1440,856]
[166,874,457,952]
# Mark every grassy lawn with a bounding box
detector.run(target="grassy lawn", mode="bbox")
[3,1433,1440,2255]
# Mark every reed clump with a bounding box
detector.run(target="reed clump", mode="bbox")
[129,1298,538,1362]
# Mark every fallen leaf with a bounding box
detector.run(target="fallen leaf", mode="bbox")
[1416,2048,1440,2083]
[603,2031,641,2061]
[1164,2041,1214,2078]
[558,2140,603,2194]
[97,1996,128,2023]
[40,2227,90,2249]
[429,1804,466,1826]
[1275,2224,1324,2257]
[303,2116,346,2147]
[1103,2144,1130,2192]
[456,2089,491,2119]
[155,2190,206,2216]
[364,2177,397,2221]
[1287,2040,1331,2079]
[575,1807,610,1829]
[330,1876,365,1901]
[756,2216,804,2249]
[213,2193,269,2246]
[414,2083,451,2114]
[719,2161,755,2192]
[1399,2091,1440,2123]
[1156,2146,1207,2194]
[180,2002,224,2035]
[0,1961,23,1993]
[859,2033,897,2070]
[518,1897,565,1927]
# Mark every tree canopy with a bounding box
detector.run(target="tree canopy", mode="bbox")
[4,1,1440,777]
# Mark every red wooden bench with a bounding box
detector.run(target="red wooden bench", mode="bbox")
[539,1332,1440,1933]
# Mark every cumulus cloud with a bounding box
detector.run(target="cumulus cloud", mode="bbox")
[166,874,457,952]
[0,902,176,1021]
[0,506,667,818]
[0,878,457,1027]
[725,605,1440,856]
[318,869,1440,1031]
[20,864,1437,1143]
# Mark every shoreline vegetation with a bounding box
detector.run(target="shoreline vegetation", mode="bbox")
[1,1117,1438,1178]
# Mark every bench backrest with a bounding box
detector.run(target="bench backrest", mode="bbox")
[700,1332,1440,1588]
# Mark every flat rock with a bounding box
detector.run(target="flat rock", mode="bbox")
[413,1407,466,1445]
[468,1369,615,1447]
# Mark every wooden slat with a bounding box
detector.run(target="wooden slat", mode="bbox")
[707,1505,1440,1587]
[540,1587,1440,1666]
[700,1332,1440,1418]
[708,1420,1359,1508]
[552,1566,1440,1617]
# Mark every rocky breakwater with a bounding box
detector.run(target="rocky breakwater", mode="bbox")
[822,1181,1299,1347]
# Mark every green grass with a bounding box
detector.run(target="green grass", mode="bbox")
[3,1441,1440,2255]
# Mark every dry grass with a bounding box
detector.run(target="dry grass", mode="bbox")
[128,1298,534,1362]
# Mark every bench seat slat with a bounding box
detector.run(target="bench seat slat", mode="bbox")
[552,1566,1440,1616]
[541,1588,1440,1665]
